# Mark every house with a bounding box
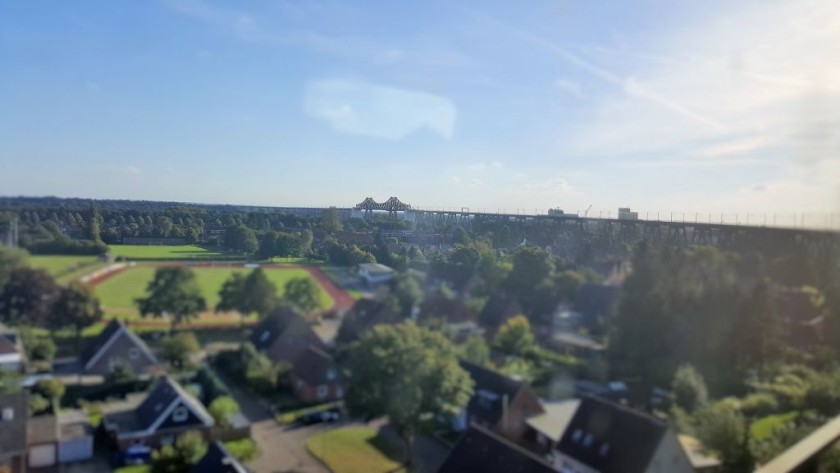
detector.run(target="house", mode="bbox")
[27,416,58,470]
[250,308,328,365]
[553,395,693,473]
[418,294,482,341]
[523,399,581,457]
[290,345,348,402]
[80,319,157,376]
[191,441,248,473]
[102,376,214,452]
[455,361,545,441]
[56,410,94,464]
[0,391,27,473]
[358,263,396,286]
[0,325,25,373]
[438,424,557,473]
[336,298,402,344]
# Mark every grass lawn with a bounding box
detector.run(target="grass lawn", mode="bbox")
[29,255,107,283]
[750,411,799,440]
[306,427,406,473]
[113,466,149,473]
[277,401,341,424]
[94,265,334,318]
[108,244,227,260]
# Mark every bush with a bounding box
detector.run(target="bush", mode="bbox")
[672,364,708,413]
[194,366,230,405]
[223,438,260,463]
[160,332,200,369]
[209,396,240,428]
[740,393,779,417]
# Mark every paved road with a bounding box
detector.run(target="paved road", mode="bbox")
[212,366,329,473]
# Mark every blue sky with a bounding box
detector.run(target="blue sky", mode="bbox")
[1,0,838,220]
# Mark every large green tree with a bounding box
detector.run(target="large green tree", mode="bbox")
[282,277,322,315]
[318,207,343,234]
[160,332,200,369]
[493,315,535,357]
[0,246,28,287]
[49,281,104,350]
[136,267,206,332]
[242,268,279,316]
[346,323,473,467]
[672,363,708,413]
[224,224,258,254]
[389,273,423,317]
[0,267,59,326]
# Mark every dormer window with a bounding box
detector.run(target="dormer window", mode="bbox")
[172,406,188,422]
[128,348,140,359]
[583,434,593,447]
[572,429,582,442]
[260,331,271,342]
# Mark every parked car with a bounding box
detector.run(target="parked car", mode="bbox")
[300,408,341,425]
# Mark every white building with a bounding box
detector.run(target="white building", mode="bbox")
[358,263,396,286]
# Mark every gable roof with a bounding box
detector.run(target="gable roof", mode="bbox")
[555,395,667,473]
[459,361,528,426]
[81,319,156,370]
[291,345,344,386]
[0,391,27,455]
[337,298,402,343]
[526,399,581,443]
[438,424,556,473]
[130,376,213,435]
[250,307,326,364]
[192,441,248,473]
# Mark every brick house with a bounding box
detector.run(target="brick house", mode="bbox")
[80,320,157,376]
[102,376,214,452]
[250,308,327,365]
[454,361,545,442]
[290,346,348,402]
[438,424,557,473]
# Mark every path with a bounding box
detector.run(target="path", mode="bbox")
[212,367,328,473]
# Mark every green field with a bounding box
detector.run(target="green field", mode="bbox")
[108,245,226,260]
[29,255,108,283]
[94,265,334,317]
[306,427,406,473]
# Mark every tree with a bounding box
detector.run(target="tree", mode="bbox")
[462,336,490,366]
[672,364,708,413]
[282,277,322,315]
[389,273,423,317]
[208,396,240,427]
[216,272,246,314]
[50,281,103,350]
[242,269,279,316]
[0,245,28,287]
[734,279,782,372]
[224,225,258,254]
[160,332,200,369]
[0,267,59,326]
[506,247,553,296]
[151,430,207,473]
[136,267,206,332]
[32,378,65,413]
[89,205,102,242]
[318,207,343,233]
[154,215,174,238]
[494,315,535,356]
[346,323,473,467]
[696,404,752,472]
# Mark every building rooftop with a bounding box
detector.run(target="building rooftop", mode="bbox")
[526,399,581,443]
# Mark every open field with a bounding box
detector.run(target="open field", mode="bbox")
[29,255,108,283]
[108,244,227,260]
[306,427,406,473]
[93,265,334,318]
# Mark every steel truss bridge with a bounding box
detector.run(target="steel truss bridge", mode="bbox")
[349,198,840,248]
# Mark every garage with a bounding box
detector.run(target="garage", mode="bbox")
[58,436,93,463]
[28,443,56,469]
[58,410,94,463]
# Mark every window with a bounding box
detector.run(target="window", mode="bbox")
[599,443,610,456]
[583,434,593,447]
[160,435,174,446]
[317,385,328,399]
[572,429,582,442]
[1,407,13,421]
[260,331,271,342]
[172,406,188,422]
[128,347,140,359]
[326,368,337,380]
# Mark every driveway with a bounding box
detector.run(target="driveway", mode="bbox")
[212,366,328,473]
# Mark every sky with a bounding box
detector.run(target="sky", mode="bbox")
[1,0,838,222]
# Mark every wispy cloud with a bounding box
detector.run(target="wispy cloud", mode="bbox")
[304,78,456,140]
[555,78,583,98]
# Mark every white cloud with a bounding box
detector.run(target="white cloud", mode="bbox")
[304,78,456,140]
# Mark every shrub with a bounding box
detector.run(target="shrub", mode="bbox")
[194,366,230,405]
[209,396,240,428]
[740,393,779,417]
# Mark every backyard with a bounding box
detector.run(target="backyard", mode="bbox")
[306,427,406,473]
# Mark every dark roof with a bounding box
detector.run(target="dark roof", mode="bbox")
[0,391,28,455]
[418,293,475,325]
[574,284,621,322]
[438,424,556,473]
[192,441,248,473]
[0,334,20,355]
[555,395,667,473]
[80,319,155,368]
[133,377,213,433]
[459,361,526,426]
[291,346,344,386]
[478,293,522,329]
[249,307,308,351]
[338,298,402,343]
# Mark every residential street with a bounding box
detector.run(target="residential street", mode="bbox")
[212,366,329,473]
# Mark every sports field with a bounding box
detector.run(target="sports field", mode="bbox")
[93,265,334,318]
[108,244,227,260]
[29,255,107,283]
